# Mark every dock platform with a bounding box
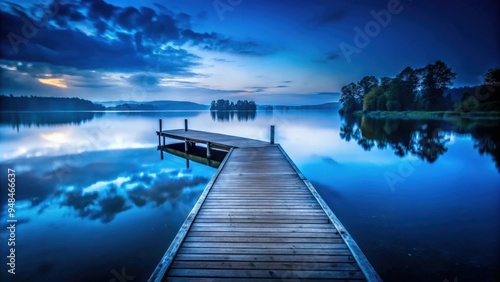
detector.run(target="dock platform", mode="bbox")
[151,123,381,281]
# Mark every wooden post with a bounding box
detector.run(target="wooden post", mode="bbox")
[270,125,275,144]
[184,119,188,131]
[206,142,211,159]
[158,119,162,147]
[184,138,190,168]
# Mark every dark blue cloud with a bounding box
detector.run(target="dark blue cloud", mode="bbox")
[52,2,86,27]
[182,29,274,56]
[0,0,274,77]
[85,0,119,21]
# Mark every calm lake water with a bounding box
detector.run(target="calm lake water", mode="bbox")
[0,110,499,282]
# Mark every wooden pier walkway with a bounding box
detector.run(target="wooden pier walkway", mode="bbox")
[151,122,381,282]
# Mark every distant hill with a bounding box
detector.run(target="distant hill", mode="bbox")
[98,100,209,110]
[259,102,341,110]
[107,104,159,111]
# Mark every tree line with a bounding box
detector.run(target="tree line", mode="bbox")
[340,61,500,113]
[0,95,105,111]
[210,99,257,111]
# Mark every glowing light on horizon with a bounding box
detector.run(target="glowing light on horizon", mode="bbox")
[38,78,68,88]
[41,132,68,143]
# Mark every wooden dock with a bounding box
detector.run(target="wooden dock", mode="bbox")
[151,121,381,281]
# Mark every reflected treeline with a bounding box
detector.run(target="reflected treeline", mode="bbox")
[210,110,256,122]
[469,125,500,171]
[0,112,104,130]
[114,111,202,119]
[339,114,500,170]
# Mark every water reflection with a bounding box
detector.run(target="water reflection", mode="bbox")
[113,111,203,119]
[469,124,500,171]
[340,114,500,170]
[0,149,211,223]
[0,110,498,282]
[0,112,104,130]
[0,146,215,282]
[210,110,256,122]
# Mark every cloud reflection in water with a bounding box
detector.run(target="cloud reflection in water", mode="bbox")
[0,148,211,223]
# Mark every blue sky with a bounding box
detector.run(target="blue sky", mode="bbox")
[1,0,498,105]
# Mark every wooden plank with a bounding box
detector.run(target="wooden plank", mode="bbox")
[167,269,365,279]
[190,223,336,228]
[181,242,350,249]
[170,261,361,271]
[186,231,342,238]
[183,236,343,244]
[173,253,355,263]
[177,248,351,255]
[193,220,329,225]
[166,278,364,282]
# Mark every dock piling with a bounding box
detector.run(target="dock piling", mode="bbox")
[184,119,188,131]
[270,125,275,144]
[206,142,211,159]
[158,119,162,147]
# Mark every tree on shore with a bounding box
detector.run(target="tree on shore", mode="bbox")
[396,67,419,110]
[340,60,460,113]
[339,82,362,113]
[485,68,500,85]
[419,60,456,111]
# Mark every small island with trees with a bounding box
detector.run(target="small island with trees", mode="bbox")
[209,99,258,122]
[339,61,500,118]
[210,99,257,111]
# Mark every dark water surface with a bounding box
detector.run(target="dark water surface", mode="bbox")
[0,110,498,282]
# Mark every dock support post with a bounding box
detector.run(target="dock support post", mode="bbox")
[184,138,190,168]
[270,125,275,144]
[184,119,188,131]
[158,119,162,147]
[206,142,211,159]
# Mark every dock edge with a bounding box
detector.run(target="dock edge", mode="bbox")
[148,148,235,282]
[277,144,383,282]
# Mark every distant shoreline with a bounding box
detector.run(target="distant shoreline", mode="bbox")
[355,110,500,120]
